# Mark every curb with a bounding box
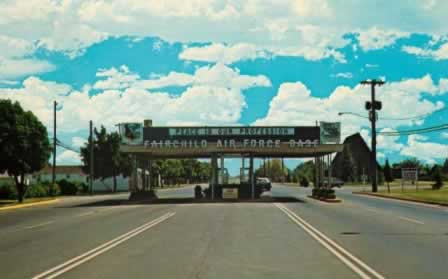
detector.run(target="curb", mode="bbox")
[353,192,448,207]
[307,195,342,203]
[0,198,59,211]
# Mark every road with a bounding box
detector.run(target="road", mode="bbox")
[0,185,447,278]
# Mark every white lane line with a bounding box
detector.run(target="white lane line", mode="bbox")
[76,211,95,217]
[275,203,385,279]
[397,216,424,225]
[32,212,175,279]
[364,208,381,214]
[24,221,55,230]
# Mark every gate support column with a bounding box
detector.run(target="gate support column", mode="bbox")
[131,155,138,192]
[211,154,217,200]
[249,155,254,199]
[148,160,152,191]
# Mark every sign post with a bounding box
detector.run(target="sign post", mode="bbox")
[401,168,418,192]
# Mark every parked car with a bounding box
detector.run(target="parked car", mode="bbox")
[256,177,272,191]
[320,177,344,188]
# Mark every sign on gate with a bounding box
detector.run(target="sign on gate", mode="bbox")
[222,188,238,199]
[320,122,341,144]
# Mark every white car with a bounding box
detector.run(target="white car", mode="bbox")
[256,177,272,191]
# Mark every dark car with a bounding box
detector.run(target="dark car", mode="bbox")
[256,177,272,191]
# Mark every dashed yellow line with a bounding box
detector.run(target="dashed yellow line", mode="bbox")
[0,199,59,211]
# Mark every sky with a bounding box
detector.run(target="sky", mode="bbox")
[1,0,448,173]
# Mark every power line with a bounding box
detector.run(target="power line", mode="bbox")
[339,106,448,121]
[378,123,448,136]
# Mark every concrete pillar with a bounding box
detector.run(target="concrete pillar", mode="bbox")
[241,155,245,182]
[220,154,224,185]
[132,155,138,192]
[148,160,152,191]
[281,158,285,183]
[328,155,332,189]
[211,154,217,200]
[249,155,254,199]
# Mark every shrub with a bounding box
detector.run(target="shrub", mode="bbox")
[0,183,17,199]
[25,184,48,198]
[39,181,61,196]
[77,182,89,194]
[58,179,79,195]
[299,176,309,187]
[312,188,336,199]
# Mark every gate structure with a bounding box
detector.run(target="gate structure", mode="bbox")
[119,120,343,200]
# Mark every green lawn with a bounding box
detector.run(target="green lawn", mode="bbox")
[377,186,448,205]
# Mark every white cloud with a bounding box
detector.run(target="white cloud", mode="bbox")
[179,43,267,64]
[254,75,445,148]
[2,0,429,65]
[400,135,448,164]
[56,150,82,165]
[439,78,448,93]
[94,63,271,91]
[403,42,448,61]
[377,129,404,152]
[1,63,271,134]
[0,58,55,79]
[0,35,35,59]
[332,72,353,79]
[356,27,410,51]
[94,65,140,90]
[72,137,87,148]
[0,80,19,86]
[291,0,332,18]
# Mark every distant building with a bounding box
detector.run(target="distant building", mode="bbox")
[32,165,129,192]
[332,133,381,182]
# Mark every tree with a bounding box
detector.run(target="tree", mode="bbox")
[399,158,421,169]
[442,159,448,175]
[292,161,315,185]
[254,159,287,182]
[383,159,393,193]
[80,126,131,192]
[432,166,443,190]
[0,100,51,202]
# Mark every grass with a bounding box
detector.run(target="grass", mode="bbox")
[0,197,56,207]
[375,185,448,205]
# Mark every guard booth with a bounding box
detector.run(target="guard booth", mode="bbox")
[119,121,343,200]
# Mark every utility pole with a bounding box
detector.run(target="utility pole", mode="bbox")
[51,101,57,196]
[89,120,94,195]
[360,79,385,193]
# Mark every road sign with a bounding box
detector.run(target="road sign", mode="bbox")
[401,168,419,192]
[402,168,418,181]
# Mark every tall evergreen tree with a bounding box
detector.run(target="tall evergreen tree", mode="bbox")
[383,159,393,193]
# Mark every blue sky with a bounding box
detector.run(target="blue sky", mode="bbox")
[1,0,448,173]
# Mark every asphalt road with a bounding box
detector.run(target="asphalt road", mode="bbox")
[0,185,447,279]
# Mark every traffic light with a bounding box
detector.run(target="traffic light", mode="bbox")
[365,101,382,111]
